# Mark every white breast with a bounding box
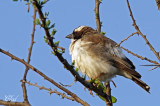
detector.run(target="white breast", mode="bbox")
[69,40,118,82]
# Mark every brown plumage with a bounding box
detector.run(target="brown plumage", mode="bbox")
[66,26,150,93]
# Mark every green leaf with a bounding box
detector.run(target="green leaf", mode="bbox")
[36,18,41,25]
[54,41,59,46]
[90,79,117,103]
[100,21,103,26]
[61,50,65,54]
[44,39,48,43]
[98,95,117,103]
[57,50,61,53]
[51,28,57,36]
[44,12,49,17]
[13,0,18,1]
[46,20,51,27]
[71,60,75,66]
[43,36,48,43]
[100,31,106,35]
[82,74,86,80]
[49,23,55,29]
[111,96,117,103]
[97,82,105,91]
[37,0,41,5]
[51,51,56,55]
[25,2,30,5]
[75,68,79,72]
[41,0,47,5]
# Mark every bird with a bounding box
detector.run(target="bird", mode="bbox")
[66,26,150,93]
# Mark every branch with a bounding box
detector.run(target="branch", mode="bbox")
[0,100,25,106]
[126,0,160,63]
[116,32,138,47]
[21,7,37,106]
[27,0,30,12]
[22,80,75,101]
[141,64,160,71]
[141,64,160,66]
[105,82,112,106]
[95,0,101,33]
[121,46,159,64]
[0,48,89,106]
[156,0,160,10]
[23,8,37,80]
[32,0,111,103]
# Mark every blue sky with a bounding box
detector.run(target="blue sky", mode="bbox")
[0,0,160,106]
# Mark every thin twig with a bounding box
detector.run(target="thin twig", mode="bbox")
[32,0,111,103]
[149,66,159,71]
[0,100,25,106]
[121,46,159,64]
[95,0,101,33]
[156,0,160,10]
[59,81,75,87]
[0,48,90,106]
[141,64,160,66]
[27,0,30,12]
[141,64,160,71]
[55,46,65,51]
[22,80,75,101]
[111,80,117,88]
[23,7,37,81]
[126,0,160,62]
[116,32,138,47]
[21,8,37,106]
[105,82,112,106]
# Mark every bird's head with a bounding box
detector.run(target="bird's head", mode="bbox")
[66,26,97,40]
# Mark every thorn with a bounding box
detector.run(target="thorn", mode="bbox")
[39,87,43,90]
[111,80,117,88]
[49,88,52,90]
[49,91,52,95]
[90,90,94,96]
[157,52,159,56]
[11,58,13,61]
[149,66,158,71]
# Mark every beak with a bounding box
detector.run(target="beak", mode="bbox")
[66,34,73,39]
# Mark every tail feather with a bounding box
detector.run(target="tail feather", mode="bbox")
[131,75,150,93]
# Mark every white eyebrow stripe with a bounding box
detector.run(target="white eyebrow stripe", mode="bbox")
[74,26,86,32]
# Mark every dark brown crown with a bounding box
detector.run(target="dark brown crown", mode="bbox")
[72,26,98,39]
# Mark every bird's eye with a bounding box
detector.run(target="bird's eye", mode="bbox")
[73,31,78,36]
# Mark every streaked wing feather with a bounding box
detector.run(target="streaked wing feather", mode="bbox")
[110,56,141,78]
[122,57,135,69]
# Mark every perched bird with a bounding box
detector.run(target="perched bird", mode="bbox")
[66,26,150,93]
